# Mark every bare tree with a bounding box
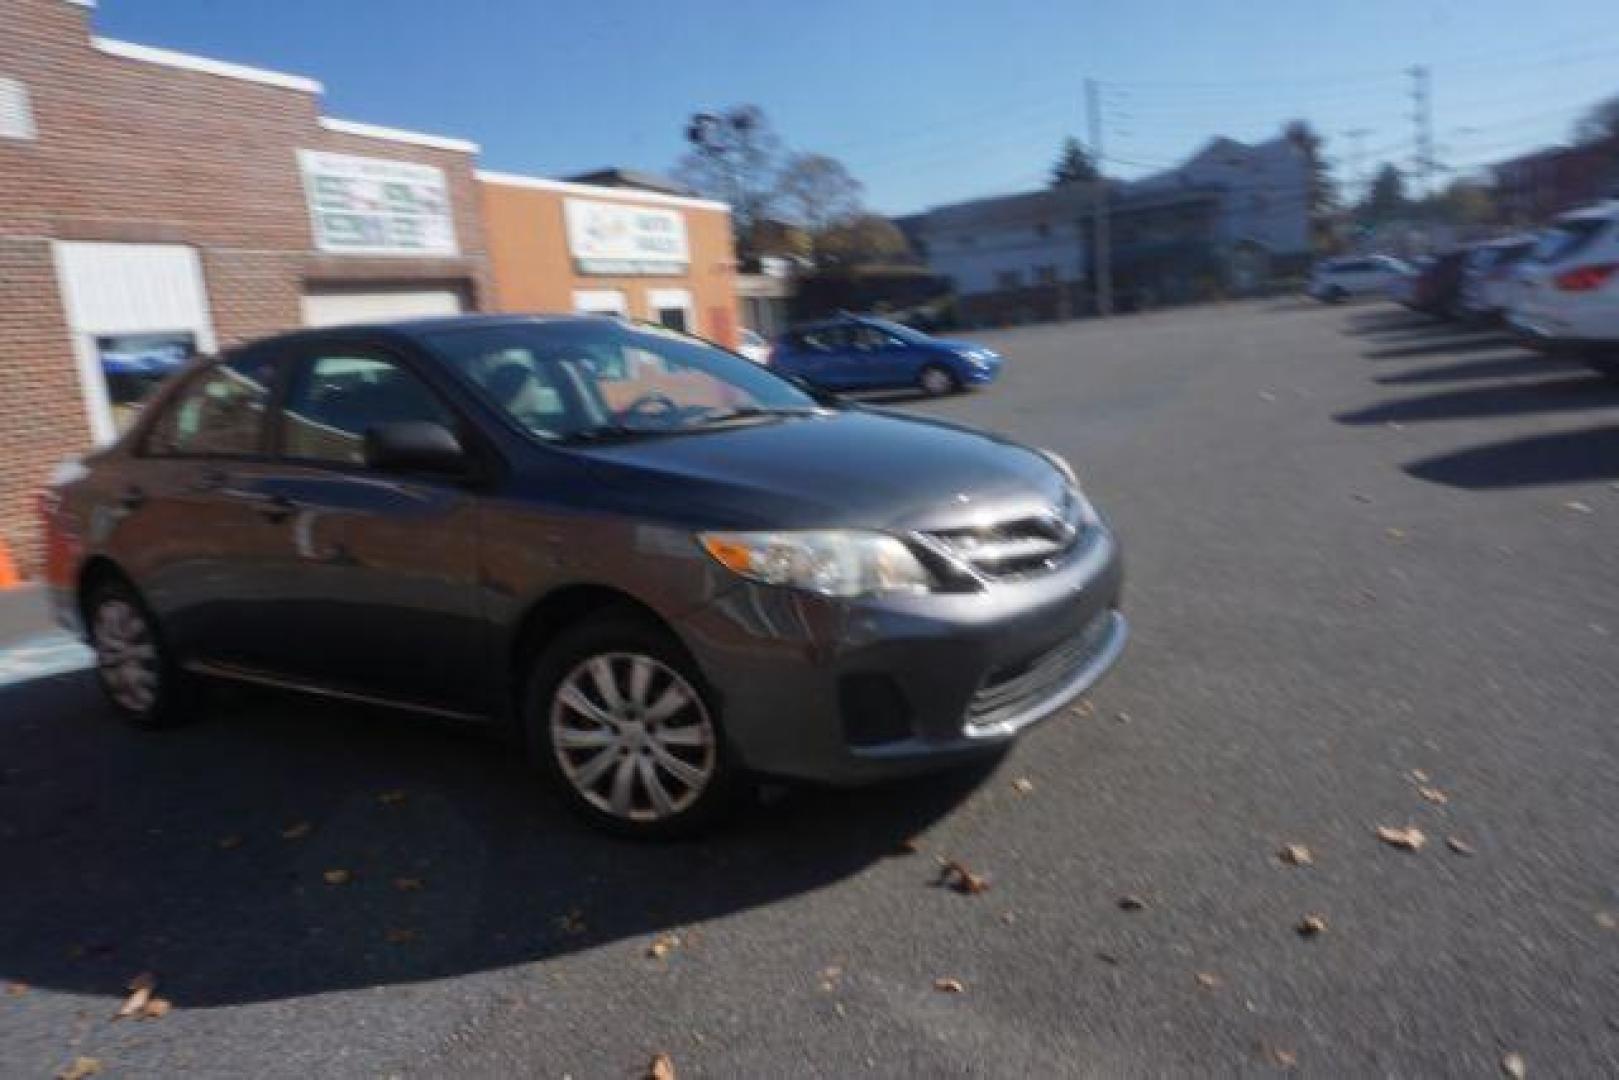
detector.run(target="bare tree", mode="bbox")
[1572,93,1619,146]
[774,152,864,262]
[816,214,912,268]
[673,105,782,259]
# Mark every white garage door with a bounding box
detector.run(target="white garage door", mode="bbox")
[301,286,465,328]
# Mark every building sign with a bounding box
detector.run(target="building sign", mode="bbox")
[564,198,689,275]
[299,150,457,256]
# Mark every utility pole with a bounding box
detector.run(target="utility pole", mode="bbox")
[1086,78,1112,316]
[1342,127,1371,203]
[1408,65,1434,198]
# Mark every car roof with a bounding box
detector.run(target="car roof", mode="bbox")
[225,313,621,355]
[1555,199,1619,224]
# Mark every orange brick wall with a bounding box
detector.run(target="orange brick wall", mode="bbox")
[481,179,740,347]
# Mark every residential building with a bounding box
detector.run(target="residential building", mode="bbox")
[909,128,1313,324]
[479,173,737,342]
[1493,143,1619,225]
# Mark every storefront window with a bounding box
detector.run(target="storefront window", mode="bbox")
[96,331,197,434]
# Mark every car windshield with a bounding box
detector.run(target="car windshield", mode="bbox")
[1530,218,1608,264]
[857,317,931,344]
[424,319,819,442]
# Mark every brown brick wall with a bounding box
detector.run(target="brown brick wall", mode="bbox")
[0,0,490,574]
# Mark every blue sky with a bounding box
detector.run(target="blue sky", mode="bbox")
[95,0,1619,214]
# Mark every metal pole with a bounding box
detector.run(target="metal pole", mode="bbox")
[1086,78,1112,316]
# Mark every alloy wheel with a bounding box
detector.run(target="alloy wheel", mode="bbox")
[921,367,955,395]
[549,652,717,822]
[92,598,160,714]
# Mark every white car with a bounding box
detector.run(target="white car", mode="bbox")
[1507,201,1619,376]
[1308,255,1410,303]
[1456,235,1538,323]
[737,327,773,364]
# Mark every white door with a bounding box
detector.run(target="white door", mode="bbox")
[572,289,628,317]
[301,286,465,328]
[54,241,218,443]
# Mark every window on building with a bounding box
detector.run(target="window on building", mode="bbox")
[996,269,1023,290]
[146,354,279,458]
[0,77,35,141]
[280,353,455,466]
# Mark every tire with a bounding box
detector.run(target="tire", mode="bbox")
[523,607,739,839]
[918,364,958,396]
[84,578,193,729]
[1324,286,1347,304]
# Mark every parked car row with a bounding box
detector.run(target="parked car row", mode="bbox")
[1378,199,1619,377]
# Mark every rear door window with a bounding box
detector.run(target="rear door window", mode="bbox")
[145,354,279,457]
[1531,219,1609,264]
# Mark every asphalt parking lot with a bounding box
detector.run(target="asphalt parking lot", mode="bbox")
[2,298,1616,1078]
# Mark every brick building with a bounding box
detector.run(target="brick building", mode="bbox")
[480,172,738,344]
[1493,142,1619,226]
[0,0,491,570]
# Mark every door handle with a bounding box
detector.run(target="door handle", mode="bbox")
[118,486,146,511]
[255,494,297,524]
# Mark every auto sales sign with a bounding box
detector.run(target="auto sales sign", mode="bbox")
[564,198,690,275]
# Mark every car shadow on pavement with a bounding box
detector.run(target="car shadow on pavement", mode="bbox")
[1334,373,1619,426]
[0,670,995,1007]
[1375,353,1582,386]
[1404,424,1619,488]
[1361,334,1519,360]
[1343,311,1442,335]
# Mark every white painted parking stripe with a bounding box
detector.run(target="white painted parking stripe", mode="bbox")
[0,632,94,688]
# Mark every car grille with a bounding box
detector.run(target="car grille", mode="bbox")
[920,495,1089,580]
[965,611,1116,731]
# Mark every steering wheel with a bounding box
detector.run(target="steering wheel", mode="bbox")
[617,392,681,425]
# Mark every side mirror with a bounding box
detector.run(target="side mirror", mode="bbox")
[364,421,468,476]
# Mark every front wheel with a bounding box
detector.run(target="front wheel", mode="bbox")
[525,609,738,838]
[918,364,958,396]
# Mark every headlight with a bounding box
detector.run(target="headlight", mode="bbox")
[699,530,934,597]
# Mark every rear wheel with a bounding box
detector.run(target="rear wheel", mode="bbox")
[85,579,191,729]
[918,364,958,396]
[524,609,738,838]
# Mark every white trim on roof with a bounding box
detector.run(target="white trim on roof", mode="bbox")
[90,36,323,94]
[64,0,97,9]
[477,170,730,214]
[318,117,479,154]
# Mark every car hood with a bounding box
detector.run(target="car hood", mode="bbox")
[570,408,1065,531]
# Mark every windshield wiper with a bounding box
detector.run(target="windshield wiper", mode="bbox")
[689,406,820,426]
[560,423,663,443]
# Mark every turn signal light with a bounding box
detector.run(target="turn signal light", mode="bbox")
[1552,263,1619,292]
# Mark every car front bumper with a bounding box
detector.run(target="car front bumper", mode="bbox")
[675,527,1125,784]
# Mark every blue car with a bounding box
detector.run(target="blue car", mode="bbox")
[770,315,1002,395]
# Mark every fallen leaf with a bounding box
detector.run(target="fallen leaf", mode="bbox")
[1094,950,1121,965]
[1595,911,1616,930]
[115,971,156,1019]
[1502,1050,1526,1078]
[1296,914,1328,938]
[1070,699,1095,718]
[647,933,680,960]
[936,859,991,895]
[933,976,965,994]
[1117,894,1147,912]
[281,821,312,840]
[1195,971,1222,989]
[392,877,424,893]
[216,834,243,850]
[1445,836,1476,857]
[4,981,25,997]
[1387,420,1405,431]
[141,997,172,1020]
[1563,500,1593,514]
[385,927,419,945]
[1011,777,1035,795]
[1351,492,1372,504]
[1409,768,1431,783]
[322,869,352,886]
[1417,786,1449,805]
[1376,825,1427,852]
[1265,1044,1300,1069]
[646,1052,677,1080]
[1278,843,1313,867]
[1385,527,1407,542]
[897,837,921,855]
[1258,390,1277,402]
[57,1057,102,1080]
[377,789,408,806]
[1114,711,1132,724]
